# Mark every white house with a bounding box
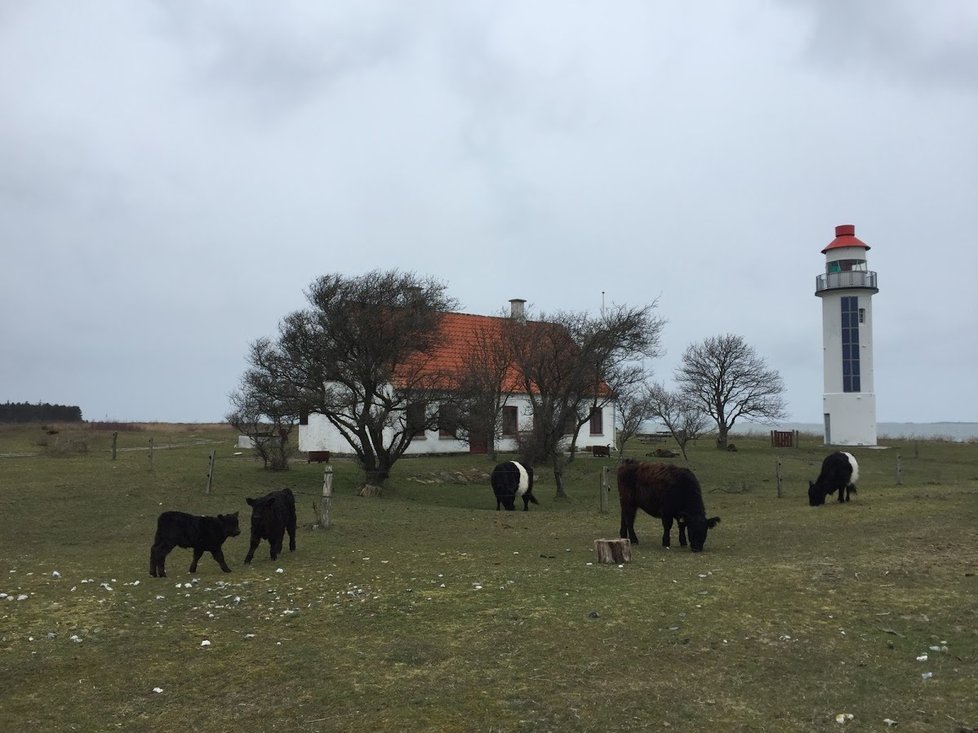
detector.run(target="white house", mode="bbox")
[297,299,617,456]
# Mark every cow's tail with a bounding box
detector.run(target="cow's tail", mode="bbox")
[528,493,540,505]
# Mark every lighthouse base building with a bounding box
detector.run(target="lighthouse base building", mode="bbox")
[815,224,879,447]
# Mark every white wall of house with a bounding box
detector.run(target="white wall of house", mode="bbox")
[298,395,617,456]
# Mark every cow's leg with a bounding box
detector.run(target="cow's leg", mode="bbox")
[270,532,283,560]
[660,516,674,548]
[521,495,529,511]
[619,506,639,543]
[837,487,845,503]
[244,536,261,564]
[151,543,172,577]
[287,514,297,552]
[189,548,205,573]
[677,518,688,547]
[211,548,232,573]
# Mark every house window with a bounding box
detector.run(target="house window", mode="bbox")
[502,406,518,437]
[407,402,427,438]
[438,404,458,439]
[589,408,603,436]
[299,411,308,426]
[841,296,861,393]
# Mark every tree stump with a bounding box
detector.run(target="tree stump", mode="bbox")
[594,538,631,564]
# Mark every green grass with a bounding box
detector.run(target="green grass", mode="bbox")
[1,423,977,732]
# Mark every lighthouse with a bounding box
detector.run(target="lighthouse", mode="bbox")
[815,224,879,446]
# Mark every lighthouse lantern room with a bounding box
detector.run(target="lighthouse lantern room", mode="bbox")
[815,224,879,446]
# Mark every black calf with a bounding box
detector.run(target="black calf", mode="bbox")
[244,488,297,564]
[149,511,240,577]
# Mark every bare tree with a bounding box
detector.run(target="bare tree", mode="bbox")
[239,270,458,493]
[644,383,710,461]
[502,303,664,498]
[614,382,655,456]
[227,337,298,470]
[675,334,787,449]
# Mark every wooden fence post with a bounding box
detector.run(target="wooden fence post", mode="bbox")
[599,465,611,513]
[896,454,902,485]
[206,450,216,494]
[111,431,118,461]
[776,459,783,498]
[320,464,333,529]
[148,437,154,472]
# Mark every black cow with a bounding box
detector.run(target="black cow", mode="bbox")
[149,511,240,577]
[243,488,297,564]
[490,461,539,511]
[617,459,720,552]
[808,451,859,506]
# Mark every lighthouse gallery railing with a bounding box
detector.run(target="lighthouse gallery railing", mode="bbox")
[815,271,878,293]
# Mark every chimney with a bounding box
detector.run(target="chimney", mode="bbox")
[509,298,526,322]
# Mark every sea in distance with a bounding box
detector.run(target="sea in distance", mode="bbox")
[731,422,978,442]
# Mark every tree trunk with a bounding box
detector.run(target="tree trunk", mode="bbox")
[715,425,729,449]
[552,455,567,499]
[358,466,388,496]
[594,538,631,564]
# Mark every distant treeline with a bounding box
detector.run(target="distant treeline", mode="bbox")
[0,402,83,423]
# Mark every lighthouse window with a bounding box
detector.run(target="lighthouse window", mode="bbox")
[826,259,867,274]
[841,296,861,392]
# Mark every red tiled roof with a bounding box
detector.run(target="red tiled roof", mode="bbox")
[822,224,871,253]
[394,312,528,393]
[395,310,612,397]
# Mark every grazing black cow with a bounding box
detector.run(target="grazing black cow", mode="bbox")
[490,461,539,511]
[243,488,297,564]
[617,459,720,552]
[808,451,859,506]
[149,511,240,577]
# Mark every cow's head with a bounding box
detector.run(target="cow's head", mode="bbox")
[246,496,274,528]
[808,481,825,507]
[684,514,721,552]
[219,512,241,537]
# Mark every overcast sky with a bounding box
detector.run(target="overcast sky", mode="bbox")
[2,1,976,425]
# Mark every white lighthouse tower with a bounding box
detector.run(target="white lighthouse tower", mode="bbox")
[815,224,879,446]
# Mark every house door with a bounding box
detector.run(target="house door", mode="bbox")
[469,430,488,454]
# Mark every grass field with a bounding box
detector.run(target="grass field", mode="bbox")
[1,422,977,732]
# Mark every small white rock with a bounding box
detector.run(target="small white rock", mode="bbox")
[52,571,61,578]
[200,640,211,647]
[276,568,284,574]
[883,720,897,727]
[153,687,164,694]
[835,712,854,724]
[916,654,928,662]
